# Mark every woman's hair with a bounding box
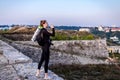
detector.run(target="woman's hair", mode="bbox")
[40,20,47,27]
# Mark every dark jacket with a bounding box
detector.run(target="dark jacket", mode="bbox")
[39,28,55,45]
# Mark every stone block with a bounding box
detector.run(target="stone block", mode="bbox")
[0,40,32,64]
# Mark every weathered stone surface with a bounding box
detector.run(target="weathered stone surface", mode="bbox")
[51,40,109,58]
[10,41,108,65]
[50,51,108,65]
[0,40,32,64]
[13,63,64,80]
[0,65,20,80]
[9,42,81,65]
[72,55,108,64]
[50,51,81,65]
[0,54,8,67]
[11,42,42,63]
[16,40,109,58]
[0,40,64,80]
[0,49,3,55]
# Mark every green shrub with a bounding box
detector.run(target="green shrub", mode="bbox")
[51,31,95,40]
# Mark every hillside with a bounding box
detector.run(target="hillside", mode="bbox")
[8,26,36,33]
[0,27,97,41]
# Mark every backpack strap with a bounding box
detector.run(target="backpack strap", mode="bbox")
[38,26,43,29]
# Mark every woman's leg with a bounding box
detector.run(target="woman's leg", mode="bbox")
[44,49,50,73]
[38,51,45,69]
[44,44,50,78]
[36,47,45,76]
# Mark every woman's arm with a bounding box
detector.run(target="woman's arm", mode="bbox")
[43,28,55,36]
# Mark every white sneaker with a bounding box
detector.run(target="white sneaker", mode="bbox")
[35,70,40,77]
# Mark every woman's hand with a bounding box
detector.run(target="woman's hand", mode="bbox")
[50,25,54,28]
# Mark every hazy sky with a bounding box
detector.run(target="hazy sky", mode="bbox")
[0,0,120,26]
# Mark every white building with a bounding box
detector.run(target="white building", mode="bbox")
[98,26,104,31]
[105,28,120,32]
[110,36,119,42]
[79,28,90,32]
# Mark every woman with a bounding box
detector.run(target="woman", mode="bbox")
[36,20,55,79]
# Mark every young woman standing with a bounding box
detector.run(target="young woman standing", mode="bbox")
[36,20,55,79]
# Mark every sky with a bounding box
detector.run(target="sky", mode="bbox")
[0,0,120,26]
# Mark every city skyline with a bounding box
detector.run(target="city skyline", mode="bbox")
[0,0,120,26]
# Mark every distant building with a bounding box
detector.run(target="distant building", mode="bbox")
[110,36,119,42]
[79,28,90,32]
[105,28,110,32]
[98,25,104,31]
[111,28,120,32]
[105,28,120,32]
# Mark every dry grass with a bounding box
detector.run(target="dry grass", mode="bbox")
[0,27,97,41]
[0,26,36,34]
[50,64,120,80]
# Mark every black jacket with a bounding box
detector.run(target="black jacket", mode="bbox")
[39,28,55,45]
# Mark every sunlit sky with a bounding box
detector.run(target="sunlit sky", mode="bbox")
[0,0,120,26]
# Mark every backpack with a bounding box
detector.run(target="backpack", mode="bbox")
[31,26,42,42]
[36,29,45,46]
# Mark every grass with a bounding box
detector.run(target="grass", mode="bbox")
[50,64,120,80]
[50,52,120,80]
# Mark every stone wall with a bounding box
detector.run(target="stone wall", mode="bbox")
[8,41,107,65]
[8,39,109,65]
[51,39,109,58]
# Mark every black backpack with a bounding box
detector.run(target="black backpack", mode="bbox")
[36,29,45,46]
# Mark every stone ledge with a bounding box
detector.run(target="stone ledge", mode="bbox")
[13,62,64,80]
[0,40,64,80]
[0,40,32,64]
